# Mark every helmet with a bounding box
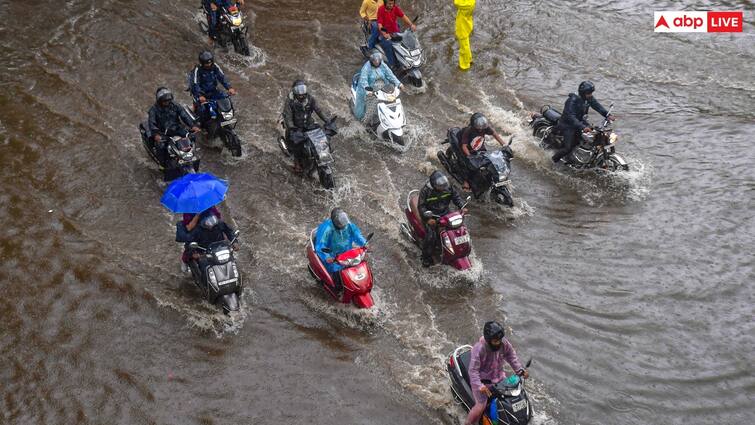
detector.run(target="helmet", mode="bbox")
[198,50,214,66]
[155,87,174,104]
[578,81,595,98]
[429,170,450,192]
[292,79,307,102]
[483,321,505,351]
[470,113,488,131]
[369,51,383,68]
[330,208,350,230]
[201,214,219,230]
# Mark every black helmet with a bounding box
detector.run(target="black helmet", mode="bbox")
[292,79,307,102]
[199,50,214,66]
[578,81,595,98]
[331,208,350,230]
[470,112,488,131]
[155,87,174,104]
[369,51,383,68]
[201,214,219,230]
[483,321,505,351]
[429,170,450,192]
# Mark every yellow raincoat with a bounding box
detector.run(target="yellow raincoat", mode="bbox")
[454,0,475,70]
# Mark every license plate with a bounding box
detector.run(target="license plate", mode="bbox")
[512,400,526,412]
[494,180,509,187]
[454,234,469,245]
[220,118,237,127]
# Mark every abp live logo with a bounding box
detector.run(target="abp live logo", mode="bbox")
[654,11,743,33]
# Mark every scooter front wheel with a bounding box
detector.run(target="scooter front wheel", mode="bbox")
[318,166,335,189]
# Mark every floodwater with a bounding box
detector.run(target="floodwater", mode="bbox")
[1,0,753,424]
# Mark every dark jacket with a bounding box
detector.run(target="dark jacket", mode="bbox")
[460,125,495,154]
[189,64,232,98]
[148,101,196,136]
[418,180,464,218]
[189,221,236,247]
[282,92,328,131]
[558,93,609,131]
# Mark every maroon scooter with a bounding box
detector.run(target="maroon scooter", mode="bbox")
[306,230,375,308]
[400,190,473,270]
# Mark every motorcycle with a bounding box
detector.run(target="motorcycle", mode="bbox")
[447,345,533,425]
[138,123,200,181]
[199,2,250,55]
[187,230,242,314]
[350,76,406,146]
[277,116,338,189]
[360,18,424,87]
[189,93,242,157]
[306,230,375,309]
[400,190,473,271]
[437,128,515,207]
[529,104,628,171]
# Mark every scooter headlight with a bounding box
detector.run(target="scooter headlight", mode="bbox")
[222,111,234,120]
[442,234,455,254]
[338,252,365,267]
[214,249,231,263]
[609,133,618,144]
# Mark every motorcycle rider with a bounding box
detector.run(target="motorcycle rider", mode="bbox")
[359,0,384,50]
[148,87,200,166]
[282,79,332,172]
[458,112,511,191]
[178,207,223,270]
[465,321,529,425]
[186,214,238,271]
[353,51,402,121]
[189,51,237,120]
[202,0,245,44]
[314,208,368,292]
[551,81,616,164]
[417,171,466,267]
[376,0,416,67]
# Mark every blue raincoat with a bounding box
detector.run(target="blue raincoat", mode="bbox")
[314,219,368,274]
[353,60,401,120]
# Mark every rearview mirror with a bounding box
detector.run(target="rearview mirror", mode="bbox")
[465,196,472,203]
[189,242,199,249]
[366,232,375,242]
[233,230,240,237]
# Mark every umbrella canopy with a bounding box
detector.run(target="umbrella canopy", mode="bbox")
[160,173,228,213]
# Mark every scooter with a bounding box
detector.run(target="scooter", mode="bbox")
[199,2,251,55]
[438,128,515,207]
[448,345,533,425]
[306,230,375,309]
[399,190,473,270]
[138,123,200,181]
[187,230,242,314]
[350,76,406,146]
[529,104,628,171]
[359,17,424,87]
[277,116,338,189]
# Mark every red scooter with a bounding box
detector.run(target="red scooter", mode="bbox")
[306,230,375,308]
[400,190,473,270]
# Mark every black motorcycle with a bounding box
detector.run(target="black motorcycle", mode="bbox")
[448,345,533,425]
[278,116,338,189]
[437,127,515,207]
[200,2,250,55]
[191,94,242,157]
[188,231,242,314]
[138,123,200,181]
[529,104,628,171]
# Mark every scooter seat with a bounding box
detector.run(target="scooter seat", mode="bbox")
[458,349,472,385]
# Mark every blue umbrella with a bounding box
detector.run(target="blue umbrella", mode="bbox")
[160,173,228,213]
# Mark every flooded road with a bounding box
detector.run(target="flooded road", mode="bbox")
[1,0,753,424]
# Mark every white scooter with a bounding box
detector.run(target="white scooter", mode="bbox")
[350,75,406,146]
